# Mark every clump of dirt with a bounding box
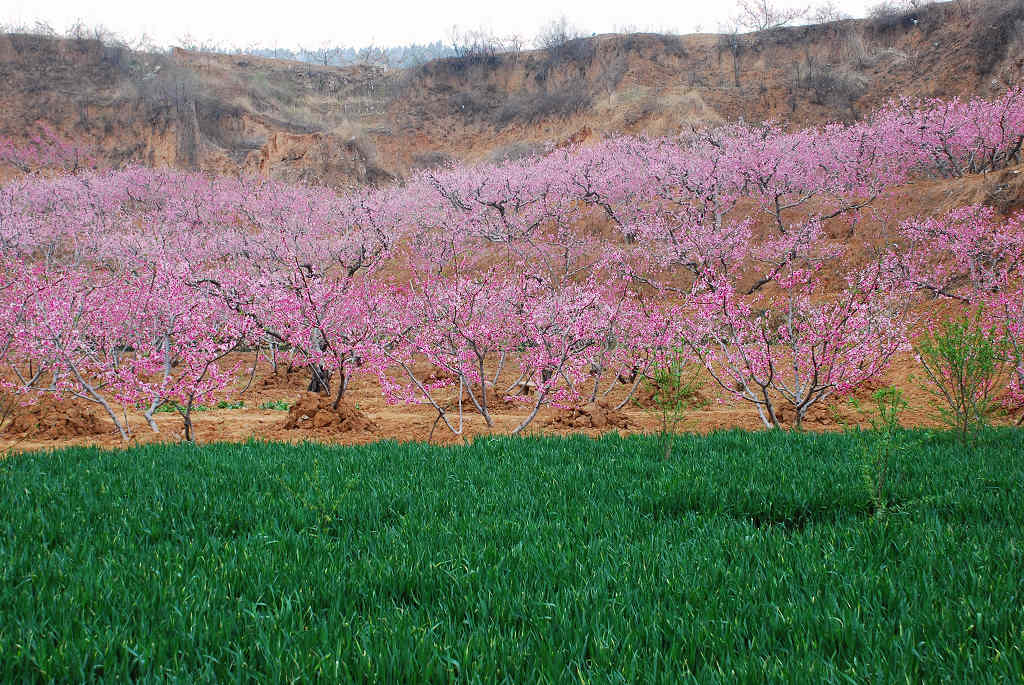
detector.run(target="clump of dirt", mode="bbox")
[775,405,838,428]
[455,385,519,413]
[412,363,456,386]
[774,379,893,428]
[631,383,713,411]
[2,397,111,439]
[255,368,310,391]
[282,393,376,433]
[546,400,632,430]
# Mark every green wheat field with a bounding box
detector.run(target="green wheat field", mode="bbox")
[1,430,1022,682]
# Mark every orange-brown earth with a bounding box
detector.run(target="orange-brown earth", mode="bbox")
[1,347,1014,455]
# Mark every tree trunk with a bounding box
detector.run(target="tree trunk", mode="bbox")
[308,329,331,395]
[308,365,331,394]
[331,367,346,410]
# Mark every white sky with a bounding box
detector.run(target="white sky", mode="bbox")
[2,0,877,50]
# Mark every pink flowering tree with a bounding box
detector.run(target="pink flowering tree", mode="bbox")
[508,279,670,432]
[108,267,260,441]
[378,264,661,437]
[259,274,391,406]
[870,89,1024,178]
[378,268,521,436]
[990,288,1024,421]
[0,261,257,441]
[688,225,908,429]
[2,266,140,440]
[899,206,1024,419]
[0,123,97,176]
[227,181,403,399]
[897,206,1024,300]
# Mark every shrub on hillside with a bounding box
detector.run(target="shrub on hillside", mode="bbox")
[969,0,1024,75]
[867,0,936,33]
[494,87,593,127]
[410,151,454,171]
[487,141,546,163]
[534,17,594,65]
[450,89,498,118]
[792,58,868,114]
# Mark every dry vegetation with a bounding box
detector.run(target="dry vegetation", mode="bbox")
[2,1,1023,186]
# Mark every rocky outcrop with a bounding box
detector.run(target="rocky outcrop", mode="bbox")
[244,131,395,187]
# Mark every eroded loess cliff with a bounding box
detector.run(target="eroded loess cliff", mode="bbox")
[2,1,1022,187]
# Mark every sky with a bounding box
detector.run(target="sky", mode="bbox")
[2,0,878,50]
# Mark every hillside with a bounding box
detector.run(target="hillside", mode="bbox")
[1,1,1022,188]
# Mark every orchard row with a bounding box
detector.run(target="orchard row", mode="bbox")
[1,91,1023,439]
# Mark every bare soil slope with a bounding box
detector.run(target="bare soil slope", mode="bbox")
[2,2,1022,186]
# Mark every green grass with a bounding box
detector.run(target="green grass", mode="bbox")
[153,400,246,413]
[258,399,293,411]
[1,430,1022,682]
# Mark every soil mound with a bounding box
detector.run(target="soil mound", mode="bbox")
[255,369,310,391]
[546,400,632,431]
[631,384,712,411]
[775,405,838,428]
[456,386,518,413]
[413,363,456,386]
[282,393,376,433]
[2,397,111,439]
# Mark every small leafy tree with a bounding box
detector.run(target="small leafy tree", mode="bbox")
[914,313,1008,441]
[848,386,908,512]
[643,347,704,459]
